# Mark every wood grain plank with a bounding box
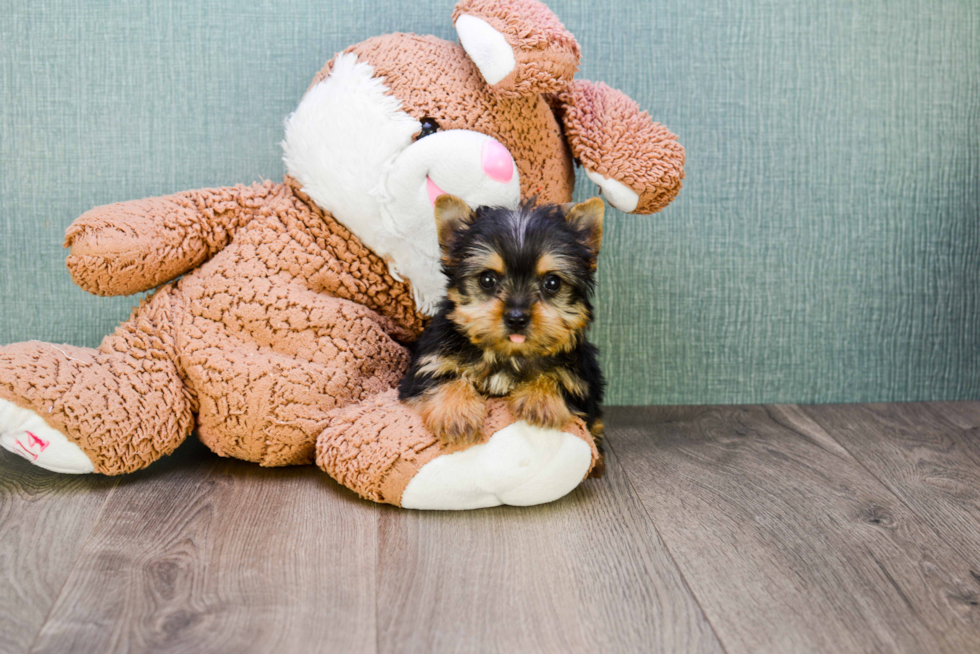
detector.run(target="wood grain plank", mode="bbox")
[792,402,980,565]
[0,452,116,654]
[30,439,377,654]
[929,401,980,431]
[377,445,724,654]
[609,405,980,654]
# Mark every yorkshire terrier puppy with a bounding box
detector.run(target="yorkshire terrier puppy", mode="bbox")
[399,195,606,469]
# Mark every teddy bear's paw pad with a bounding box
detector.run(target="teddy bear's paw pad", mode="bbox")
[455,14,516,86]
[585,170,640,213]
[0,399,94,473]
[400,420,592,510]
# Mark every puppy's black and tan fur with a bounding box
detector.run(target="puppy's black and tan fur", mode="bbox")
[400,195,606,470]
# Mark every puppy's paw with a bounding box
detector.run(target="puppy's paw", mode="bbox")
[510,386,573,431]
[426,407,485,446]
[414,379,487,447]
[587,418,605,477]
[587,451,606,478]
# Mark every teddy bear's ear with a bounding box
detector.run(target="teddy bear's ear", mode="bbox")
[452,0,580,98]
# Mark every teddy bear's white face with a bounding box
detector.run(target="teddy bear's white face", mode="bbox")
[282,52,521,314]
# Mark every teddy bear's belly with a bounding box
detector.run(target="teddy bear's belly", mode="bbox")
[172,271,410,466]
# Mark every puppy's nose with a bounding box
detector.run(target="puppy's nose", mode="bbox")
[504,309,530,330]
[482,140,514,183]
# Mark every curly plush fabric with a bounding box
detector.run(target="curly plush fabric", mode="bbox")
[65,185,266,297]
[556,80,686,214]
[452,0,580,97]
[67,179,425,339]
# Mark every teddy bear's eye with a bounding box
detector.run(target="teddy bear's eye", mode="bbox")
[417,117,440,140]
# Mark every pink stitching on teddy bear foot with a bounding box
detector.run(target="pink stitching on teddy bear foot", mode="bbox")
[12,430,50,460]
[0,400,94,473]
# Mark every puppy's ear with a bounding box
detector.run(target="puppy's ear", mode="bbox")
[434,195,474,252]
[565,197,604,263]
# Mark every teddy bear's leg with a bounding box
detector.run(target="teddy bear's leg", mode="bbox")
[0,288,194,475]
[316,390,597,509]
[177,292,413,469]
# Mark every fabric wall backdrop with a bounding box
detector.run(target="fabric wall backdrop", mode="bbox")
[1,0,977,405]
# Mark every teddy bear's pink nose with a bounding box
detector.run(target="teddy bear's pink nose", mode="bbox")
[481,140,514,183]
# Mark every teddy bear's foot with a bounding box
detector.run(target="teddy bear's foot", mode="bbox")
[0,329,195,476]
[0,398,94,473]
[400,420,592,510]
[316,389,597,509]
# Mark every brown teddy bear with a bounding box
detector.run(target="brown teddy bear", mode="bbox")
[0,0,683,509]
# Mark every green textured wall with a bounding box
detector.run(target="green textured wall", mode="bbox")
[1,0,978,405]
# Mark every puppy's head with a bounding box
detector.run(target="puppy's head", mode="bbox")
[433,195,604,357]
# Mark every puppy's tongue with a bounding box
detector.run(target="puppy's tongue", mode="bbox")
[509,334,526,344]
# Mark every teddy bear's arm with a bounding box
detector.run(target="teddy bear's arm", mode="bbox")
[64,181,282,296]
[552,80,685,214]
[452,0,580,97]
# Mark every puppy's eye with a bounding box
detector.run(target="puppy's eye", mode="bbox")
[417,117,440,140]
[542,274,562,294]
[478,271,498,290]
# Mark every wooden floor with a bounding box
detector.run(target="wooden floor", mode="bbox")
[2,402,979,653]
